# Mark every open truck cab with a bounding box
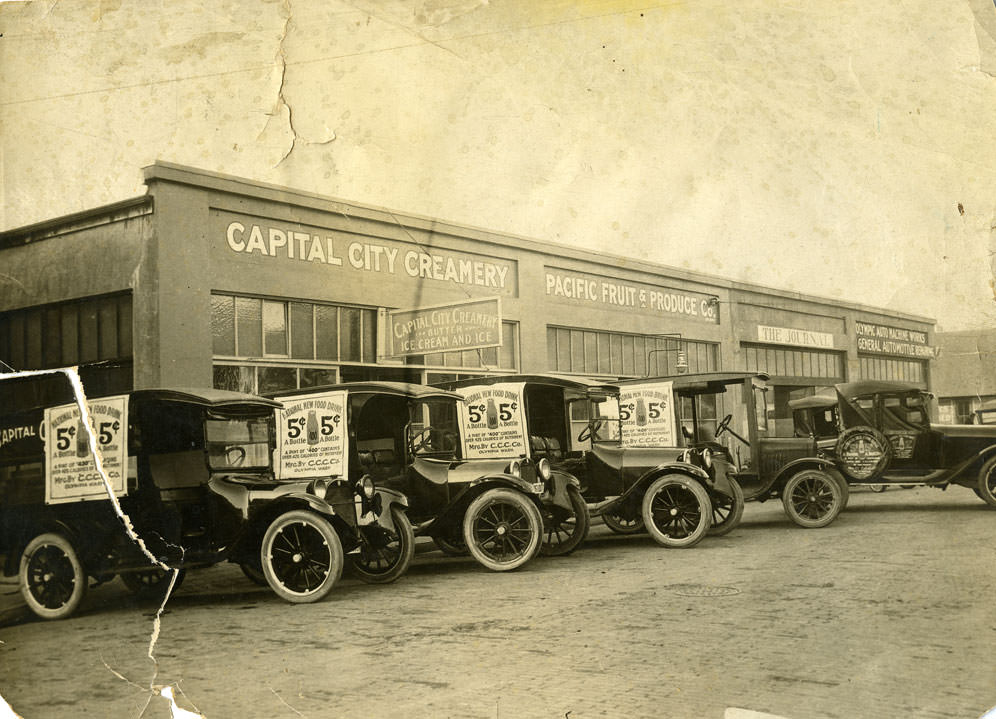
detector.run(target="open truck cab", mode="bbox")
[0,383,349,621]
[441,374,721,549]
[271,382,548,572]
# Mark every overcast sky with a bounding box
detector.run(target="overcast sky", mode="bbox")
[2,0,995,332]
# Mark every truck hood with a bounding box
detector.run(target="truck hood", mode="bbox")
[932,423,996,440]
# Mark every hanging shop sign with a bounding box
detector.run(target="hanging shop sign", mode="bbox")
[855,322,935,359]
[544,266,719,324]
[457,383,528,459]
[272,390,348,480]
[44,395,129,505]
[618,381,677,448]
[215,211,516,294]
[756,325,835,349]
[389,297,501,356]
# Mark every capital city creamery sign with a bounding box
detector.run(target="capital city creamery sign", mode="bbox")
[855,322,935,359]
[216,211,515,294]
[390,298,501,356]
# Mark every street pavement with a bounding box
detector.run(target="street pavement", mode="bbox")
[0,486,994,719]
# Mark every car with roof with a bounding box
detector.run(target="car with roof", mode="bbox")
[269,382,551,571]
[0,385,362,620]
[812,380,996,505]
[616,372,847,528]
[439,374,728,548]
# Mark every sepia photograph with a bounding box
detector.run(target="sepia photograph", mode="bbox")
[1,1,995,717]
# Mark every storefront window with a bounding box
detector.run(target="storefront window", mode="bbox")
[212,295,235,355]
[301,367,338,387]
[547,325,718,378]
[235,297,262,356]
[315,305,339,360]
[290,302,313,359]
[257,366,297,394]
[859,356,925,386]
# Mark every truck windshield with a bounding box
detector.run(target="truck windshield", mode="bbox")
[205,417,272,470]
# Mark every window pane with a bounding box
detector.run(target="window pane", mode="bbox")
[118,296,132,358]
[236,297,261,357]
[584,332,597,373]
[461,349,482,368]
[258,366,297,394]
[341,308,361,361]
[315,305,338,360]
[43,307,61,367]
[213,365,255,393]
[79,302,98,363]
[424,352,444,366]
[98,297,118,360]
[570,330,584,372]
[610,334,622,373]
[361,309,376,362]
[556,328,571,371]
[25,310,42,369]
[501,323,517,369]
[622,335,634,375]
[480,346,498,366]
[212,295,235,355]
[61,305,78,365]
[290,303,313,359]
[300,367,338,388]
[263,301,287,356]
[596,332,610,373]
[633,336,646,376]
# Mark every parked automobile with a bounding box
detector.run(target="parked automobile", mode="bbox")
[814,380,996,505]
[617,372,846,528]
[0,386,356,621]
[439,374,723,548]
[270,382,549,571]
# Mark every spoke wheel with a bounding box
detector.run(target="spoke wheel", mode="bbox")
[19,533,87,621]
[540,485,590,557]
[433,533,469,556]
[121,567,185,600]
[602,511,645,535]
[642,475,712,548]
[828,468,850,511]
[262,510,344,603]
[349,506,415,584]
[976,456,996,508]
[782,470,843,528]
[708,477,744,537]
[463,488,542,571]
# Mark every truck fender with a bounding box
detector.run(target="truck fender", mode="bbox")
[621,463,709,503]
[542,470,581,512]
[772,457,839,489]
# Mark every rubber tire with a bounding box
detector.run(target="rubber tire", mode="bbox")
[433,534,470,557]
[602,511,645,535]
[827,468,850,511]
[708,477,744,537]
[349,506,416,584]
[463,488,543,572]
[19,533,88,621]
[261,510,344,603]
[869,484,887,493]
[835,426,891,481]
[781,470,843,528]
[641,475,712,549]
[976,456,996,508]
[120,567,186,599]
[540,485,591,557]
[240,561,268,586]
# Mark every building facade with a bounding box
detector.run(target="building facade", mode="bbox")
[0,163,936,434]
[932,329,996,424]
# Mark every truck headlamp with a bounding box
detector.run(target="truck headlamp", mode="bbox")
[508,460,521,478]
[537,458,552,481]
[358,475,376,499]
[701,447,713,469]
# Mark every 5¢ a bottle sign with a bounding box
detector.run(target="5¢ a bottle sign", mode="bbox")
[458,383,527,459]
[44,396,129,505]
[274,391,348,479]
[619,382,676,448]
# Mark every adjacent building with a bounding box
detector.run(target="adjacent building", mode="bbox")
[0,162,936,435]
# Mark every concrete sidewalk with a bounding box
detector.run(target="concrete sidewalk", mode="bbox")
[0,576,29,627]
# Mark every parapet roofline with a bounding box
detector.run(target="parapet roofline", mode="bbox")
[143,162,935,327]
[0,196,152,248]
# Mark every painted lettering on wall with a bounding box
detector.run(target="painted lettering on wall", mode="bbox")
[221,215,514,292]
[390,298,502,356]
[855,322,935,358]
[757,325,835,349]
[544,268,720,324]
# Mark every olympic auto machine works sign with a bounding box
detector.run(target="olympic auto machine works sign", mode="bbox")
[44,395,129,504]
[855,322,935,359]
[273,390,348,479]
[618,381,677,448]
[389,297,501,356]
[457,383,528,459]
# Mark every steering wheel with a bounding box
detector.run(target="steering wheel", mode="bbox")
[226,445,247,467]
[714,414,734,439]
[409,427,434,453]
[577,419,603,443]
